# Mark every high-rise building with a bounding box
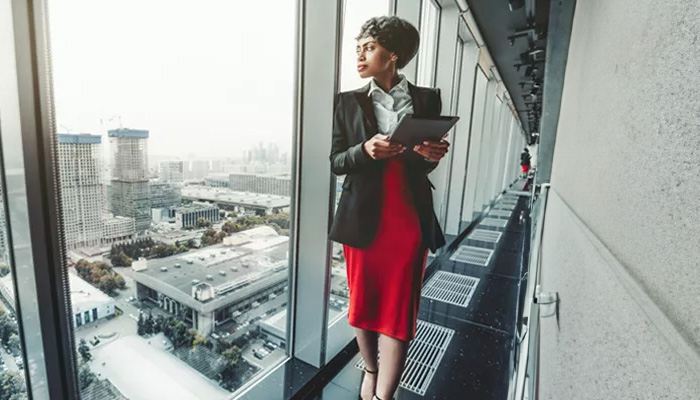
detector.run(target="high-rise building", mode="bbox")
[210,159,223,173]
[149,180,182,209]
[101,214,136,245]
[191,160,210,180]
[159,161,184,183]
[107,129,151,231]
[57,134,104,250]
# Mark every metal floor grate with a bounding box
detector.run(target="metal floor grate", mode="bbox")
[422,271,480,307]
[355,320,455,396]
[480,218,509,228]
[496,203,516,211]
[467,229,503,243]
[449,245,494,266]
[489,209,513,218]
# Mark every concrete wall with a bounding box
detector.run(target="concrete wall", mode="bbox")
[549,0,700,350]
[540,0,700,396]
[539,192,700,399]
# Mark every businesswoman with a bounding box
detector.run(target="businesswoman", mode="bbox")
[328,16,449,400]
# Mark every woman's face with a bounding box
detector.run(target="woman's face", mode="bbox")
[356,36,396,79]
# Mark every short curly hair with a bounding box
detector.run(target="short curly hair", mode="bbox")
[356,16,420,70]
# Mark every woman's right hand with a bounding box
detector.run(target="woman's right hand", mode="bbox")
[363,134,406,160]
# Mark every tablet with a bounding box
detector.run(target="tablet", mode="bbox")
[388,114,460,148]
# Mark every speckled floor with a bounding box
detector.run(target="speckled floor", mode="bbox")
[314,197,530,400]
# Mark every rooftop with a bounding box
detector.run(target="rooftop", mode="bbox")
[181,186,290,209]
[107,128,149,139]
[57,133,102,144]
[130,228,289,311]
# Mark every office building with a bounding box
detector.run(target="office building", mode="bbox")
[149,181,181,209]
[171,202,220,229]
[56,134,104,250]
[102,215,136,244]
[159,161,184,183]
[190,160,210,180]
[108,129,151,231]
[228,173,291,196]
[204,173,230,188]
[131,226,288,336]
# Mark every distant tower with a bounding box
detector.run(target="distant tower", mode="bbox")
[159,161,184,183]
[107,129,151,231]
[57,134,104,249]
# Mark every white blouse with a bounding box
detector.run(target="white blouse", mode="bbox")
[368,75,413,135]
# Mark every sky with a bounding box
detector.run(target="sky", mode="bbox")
[48,0,389,159]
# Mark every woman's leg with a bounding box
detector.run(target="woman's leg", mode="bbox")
[355,327,379,399]
[375,334,409,400]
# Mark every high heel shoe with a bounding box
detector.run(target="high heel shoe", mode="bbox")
[358,367,378,400]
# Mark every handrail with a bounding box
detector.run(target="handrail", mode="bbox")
[509,183,550,400]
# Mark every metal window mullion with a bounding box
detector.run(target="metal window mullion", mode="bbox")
[5,0,78,398]
[288,0,341,368]
[425,3,460,233]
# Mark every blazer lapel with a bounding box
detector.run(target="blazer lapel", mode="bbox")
[407,82,425,117]
[354,84,378,140]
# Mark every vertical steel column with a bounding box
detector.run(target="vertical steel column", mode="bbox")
[288,0,342,368]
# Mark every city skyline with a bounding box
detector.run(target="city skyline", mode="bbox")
[49,0,297,159]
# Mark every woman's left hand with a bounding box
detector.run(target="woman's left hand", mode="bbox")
[413,138,450,162]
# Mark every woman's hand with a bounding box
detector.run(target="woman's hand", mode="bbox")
[363,134,406,160]
[413,138,450,162]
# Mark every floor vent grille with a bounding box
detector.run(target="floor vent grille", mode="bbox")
[467,229,503,243]
[449,245,494,266]
[354,320,455,396]
[480,218,509,228]
[422,271,480,308]
[488,209,513,219]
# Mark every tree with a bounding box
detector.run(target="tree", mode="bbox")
[216,345,244,390]
[196,217,211,228]
[77,338,91,362]
[111,251,132,267]
[77,365,96,390]
[0,370,26,400]
[137,313,146,336]
[0,313,18,344]
[7,334,20,357]
[144,313,155,335]
[115,274,126,290]
[98,275,119,296]
[221,220,237,234]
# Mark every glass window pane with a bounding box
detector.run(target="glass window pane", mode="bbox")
[461,69,489,229]
[47,1,296,397]
[328,0,389,355]
[416,0,440,87]
[0,175,29,399]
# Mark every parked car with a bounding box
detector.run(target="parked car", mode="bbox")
[263,342,276,352]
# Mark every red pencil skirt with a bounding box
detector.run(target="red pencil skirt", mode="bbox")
[342,158,428,342]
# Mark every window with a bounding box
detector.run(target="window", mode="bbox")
[416,0,440,87]
[461,68,490,229]
[328,0,390,357]
[47,0,296,397]
[0,176,29,399]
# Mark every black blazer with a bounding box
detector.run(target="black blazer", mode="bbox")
[328,81,446,253]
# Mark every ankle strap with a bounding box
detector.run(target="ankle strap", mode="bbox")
[364,366,378,374]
